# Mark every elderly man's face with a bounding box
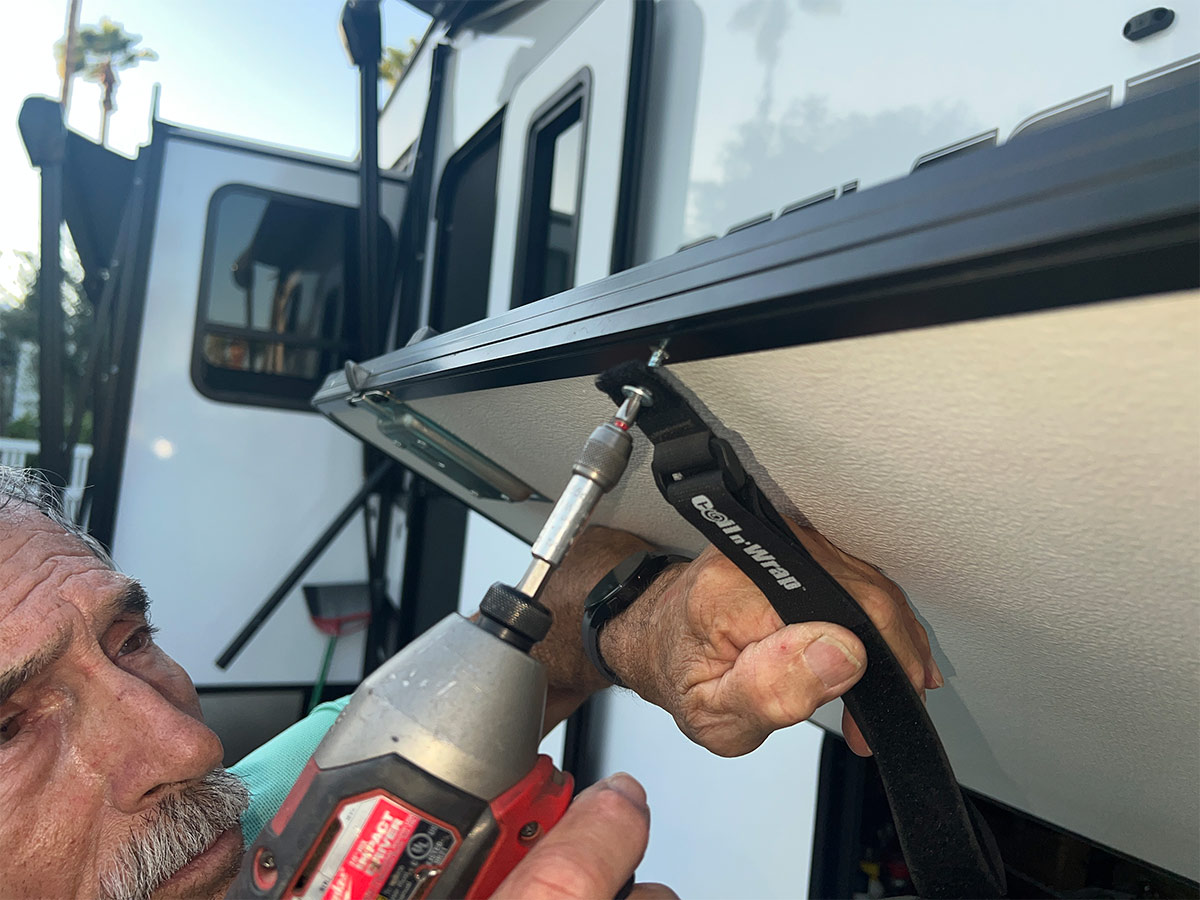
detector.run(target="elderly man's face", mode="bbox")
[0,509,246,899]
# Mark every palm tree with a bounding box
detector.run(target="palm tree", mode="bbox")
[54,18,157,145]
[379,39,418,88]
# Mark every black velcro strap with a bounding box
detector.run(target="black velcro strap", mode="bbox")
[597,361,1005,899]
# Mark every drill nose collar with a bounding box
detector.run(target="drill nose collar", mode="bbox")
[479,581,553,651]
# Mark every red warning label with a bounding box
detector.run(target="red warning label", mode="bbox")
[323,798,420,900]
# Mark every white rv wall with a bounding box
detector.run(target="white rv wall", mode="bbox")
[599,696,825,897]
[635,0,1200,261]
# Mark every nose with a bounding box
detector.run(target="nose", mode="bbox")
[77,659,225,814]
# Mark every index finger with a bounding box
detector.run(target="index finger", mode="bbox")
[492,773,651,900]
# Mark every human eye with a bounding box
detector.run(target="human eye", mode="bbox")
[116,624,160,658]
[0,711,22,747]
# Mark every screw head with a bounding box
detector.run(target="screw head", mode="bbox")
[258,850,276,871]
[519,822,541,841]
[622,384,654,407]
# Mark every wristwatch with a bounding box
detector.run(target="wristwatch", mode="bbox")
[582,550,690,686]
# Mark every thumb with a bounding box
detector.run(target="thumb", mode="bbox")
[492,773,650,900]
[708,623,866,753]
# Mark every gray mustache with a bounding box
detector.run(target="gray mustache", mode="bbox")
[98,768,249,900]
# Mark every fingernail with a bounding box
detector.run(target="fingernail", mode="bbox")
[927,658,945,689]
[602,772,648,811]
[804,635,863,688]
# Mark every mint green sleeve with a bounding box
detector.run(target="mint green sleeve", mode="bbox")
[229,695,353,846]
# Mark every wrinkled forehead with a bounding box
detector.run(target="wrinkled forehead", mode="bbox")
[0,506,121,620]
[0,501,109,558]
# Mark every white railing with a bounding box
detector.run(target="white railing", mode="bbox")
[0,438,94,523]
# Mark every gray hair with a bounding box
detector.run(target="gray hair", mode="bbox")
[0,465,114,568]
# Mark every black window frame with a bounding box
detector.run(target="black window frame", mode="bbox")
[191,184,373,411]
[428,109,505,334]
[511,69,592,309]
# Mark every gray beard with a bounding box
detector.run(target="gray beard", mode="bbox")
[98,768,249,900]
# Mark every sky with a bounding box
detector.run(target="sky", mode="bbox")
[0,0,429,296]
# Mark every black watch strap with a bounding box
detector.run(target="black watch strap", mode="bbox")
[582,550,689,686]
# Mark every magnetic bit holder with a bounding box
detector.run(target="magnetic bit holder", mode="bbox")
[480,348,664,647]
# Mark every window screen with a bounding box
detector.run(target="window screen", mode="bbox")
[513,75,590,308]
[430,113,503,333]
[193,186,365,409]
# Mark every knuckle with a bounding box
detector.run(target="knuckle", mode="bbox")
[856,585,900,631]
[883,577,909,605]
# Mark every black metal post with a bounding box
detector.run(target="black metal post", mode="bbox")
[38,149,67,485]
[362,479,396,674]
[393,43,449,347]
[360,18,381,357]
[341,0,412,676]
[18,97,69,487]
[394,480,468,652]
[341,0,382,358]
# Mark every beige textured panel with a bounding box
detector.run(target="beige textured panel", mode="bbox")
[407,290,1200,877]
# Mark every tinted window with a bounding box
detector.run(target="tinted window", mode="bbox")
[430,114,503,333]
[513,78,589,308]
[193,187,367,409]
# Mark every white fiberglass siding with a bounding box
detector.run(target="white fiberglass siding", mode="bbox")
[636,0,1199,261]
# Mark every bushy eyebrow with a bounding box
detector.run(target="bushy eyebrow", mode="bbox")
[0,581,151,707]
[110,581,150,622]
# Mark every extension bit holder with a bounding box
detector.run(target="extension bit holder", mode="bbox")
[595,360,1006,900]
[478,387,648,651]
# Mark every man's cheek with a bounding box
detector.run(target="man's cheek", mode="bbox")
[0,822,91,899]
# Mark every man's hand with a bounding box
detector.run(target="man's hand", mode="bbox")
[602,524,942,757]
[492,773,677,900]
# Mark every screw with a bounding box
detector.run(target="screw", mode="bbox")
[622,384,654,407]
[519,822,541,841]
[258,850,276,872]
[648,342,669,368]
[615,385,653,428]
